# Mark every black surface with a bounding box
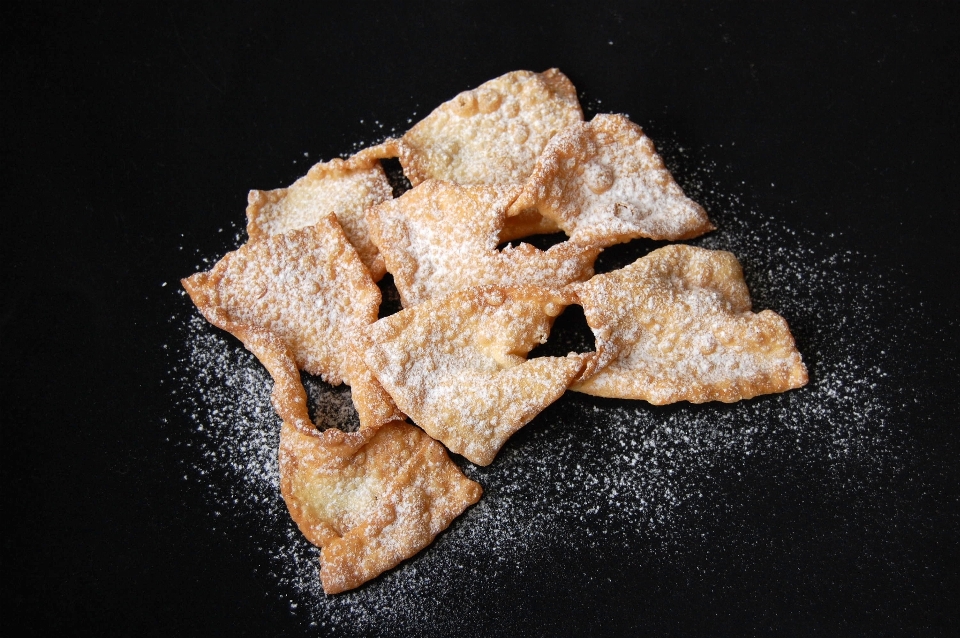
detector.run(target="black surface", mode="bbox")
[3,2,959,636]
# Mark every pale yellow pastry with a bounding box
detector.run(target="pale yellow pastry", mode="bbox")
[508,114,714,247]
[357,285,587,466]
[280,419,482,594]
[182,214,402,429]
[365,180,600,307]
[568,244,808,403]
[368,69,582,188]
[247,151,393,280]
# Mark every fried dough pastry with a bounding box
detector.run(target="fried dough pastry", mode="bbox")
[365,180,601,307]
[180,69,818,595]
[369,69,582,187]
[279,419,482,594]
[498,207,562,243]
[357,285,587,466]
[568,245,807,403]
[246,151,393,280]
[507,114,714,247]
[182,214,403,429]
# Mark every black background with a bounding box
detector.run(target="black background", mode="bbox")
[3,2,959,636]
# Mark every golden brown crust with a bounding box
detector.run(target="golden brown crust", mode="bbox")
[497,208,562,243]
[345,356,407,431]
[352,140,401,164]
[278,420,483,594]
[365,180,600,307]
[182,215,402,430]
[180,69,816,596]
[396,69,583,187]
[507,114,714,247]
[357,285,588,466]
[568,244,808,403]
[538,67,581,105]
[246,150,393,281]
[182,275,316,430]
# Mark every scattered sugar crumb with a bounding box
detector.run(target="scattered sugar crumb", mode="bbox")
[166,132,921,633]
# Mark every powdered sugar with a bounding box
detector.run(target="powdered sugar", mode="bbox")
[399,69,583,186]
[246,154,393,279]
[183,217,381,385]
[358,286,584,466]
[509,114,713,245]
[367,181,599,307]
[167,135,914,634]
[570,244,807,403]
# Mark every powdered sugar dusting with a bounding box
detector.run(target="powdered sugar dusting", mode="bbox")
[571,244,807,404]
[184,218,380,385]
[510,114,713,245]
[367,181,599,307]
[168,135,917,634]
[399,69,583,186]
[247,156,393,279]
[358,286,584,466]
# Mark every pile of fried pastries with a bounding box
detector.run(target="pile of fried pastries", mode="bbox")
[182,69,808,595]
